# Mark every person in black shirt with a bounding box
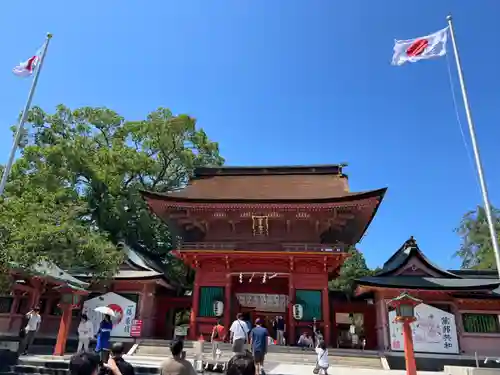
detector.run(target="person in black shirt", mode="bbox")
[108,343,134,375]
[275,316,285,345]
[70,352,101,375]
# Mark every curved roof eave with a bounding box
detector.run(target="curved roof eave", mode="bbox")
[139,187,387,205]
[356,276,500,291]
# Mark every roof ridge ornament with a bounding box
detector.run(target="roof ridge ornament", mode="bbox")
[404,236,417,249]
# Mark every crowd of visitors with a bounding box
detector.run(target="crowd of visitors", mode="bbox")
[18,309,329,375]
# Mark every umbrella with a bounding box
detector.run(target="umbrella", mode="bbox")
[94,306,117,317]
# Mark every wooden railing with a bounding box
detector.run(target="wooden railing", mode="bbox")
[178,242,236,250]
[282,243,346,253]
[178,242,347,253]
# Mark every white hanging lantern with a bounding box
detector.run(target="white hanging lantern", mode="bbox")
[213,300,224,317]
[293,304,303,320]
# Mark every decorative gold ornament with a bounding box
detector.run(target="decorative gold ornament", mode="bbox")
[252,215,269,236]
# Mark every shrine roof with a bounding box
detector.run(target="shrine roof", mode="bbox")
[10,261,89,290]
[448,269,498,279]
[356,276,500,291]
[140,164,387,202]
[73,244,177,289]
[375,236,459,278]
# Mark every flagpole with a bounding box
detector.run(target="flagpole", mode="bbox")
[446,15,500,276]
[0,32,53,197]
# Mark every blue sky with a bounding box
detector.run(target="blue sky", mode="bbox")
[1,1,499,270]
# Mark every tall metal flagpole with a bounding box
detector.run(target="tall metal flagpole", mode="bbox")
[0,32,53,196]
[446,15,500,276]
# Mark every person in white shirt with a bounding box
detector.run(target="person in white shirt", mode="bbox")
[229,313,249,354]
[77,314,94,353]
[314,340,329,375]
[19,306,42,355]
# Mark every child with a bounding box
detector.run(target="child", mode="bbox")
[314,340,329,375]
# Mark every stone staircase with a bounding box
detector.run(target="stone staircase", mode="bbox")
[134,340,384,369]
[0,340,384,375]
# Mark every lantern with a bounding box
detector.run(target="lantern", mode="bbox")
[53,285,86,309]
[213,300,224,317]
[293,304,303,320]
[387,292,422,321]
[60,293,82,307]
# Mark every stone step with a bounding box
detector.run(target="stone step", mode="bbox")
[133,349,383,369]
[137,340,380,357]
[14,355,384,375]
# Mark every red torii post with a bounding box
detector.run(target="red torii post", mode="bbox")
[387,292,422,375]
[53,285,88,356]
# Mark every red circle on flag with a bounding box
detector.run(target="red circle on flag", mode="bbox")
[406,39,429,57]
[108,304,124,324]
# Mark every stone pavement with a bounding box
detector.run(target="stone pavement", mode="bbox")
[123,355,441,375]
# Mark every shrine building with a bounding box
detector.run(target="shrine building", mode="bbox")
[141,164,387,345]
[356,236,500,357]
[3,163,500,358]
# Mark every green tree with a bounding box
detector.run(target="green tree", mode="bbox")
[0,177,122,291]
[328,247,375,296]
[3,105,223,288]
[454,206,500,269]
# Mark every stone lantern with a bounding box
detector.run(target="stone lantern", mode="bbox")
[387,292,422,375]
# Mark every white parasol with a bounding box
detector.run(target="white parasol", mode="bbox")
[94,306,117,317]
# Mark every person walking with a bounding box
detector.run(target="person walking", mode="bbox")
[210,319,225,361]
[230,313,249,354]
[77,314,94,353]
[250,318,269,375]
[18,306,42,355]
[95,315,113,362]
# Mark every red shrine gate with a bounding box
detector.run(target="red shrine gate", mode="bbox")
[142,165,386,345]
[175,246,345,344]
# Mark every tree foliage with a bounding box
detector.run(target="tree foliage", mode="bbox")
[1,105,223,289]
[328,247,376,296]
[0,187,121,289]
[454,206,500,270]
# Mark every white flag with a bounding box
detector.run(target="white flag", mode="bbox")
[392,27,449,66]
[13,48,43,77]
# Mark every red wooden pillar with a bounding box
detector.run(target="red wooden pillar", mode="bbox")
[322,287,331,346]
[53,303,73,356]
[402,319,417,375]
[8,293,21,331]
[224,273,232,331]
[331,307,338,348]
[29,279,42,308]
[138,283,155,337]
[288,273,295,345]
[53,288,87,356]
[189,272,201,339]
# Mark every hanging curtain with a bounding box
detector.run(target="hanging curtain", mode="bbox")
[295,290,322,321]
[198,287,224,317]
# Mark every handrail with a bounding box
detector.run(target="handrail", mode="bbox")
[178,242,347,252]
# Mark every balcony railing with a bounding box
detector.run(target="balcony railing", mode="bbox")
[178,242,347,253]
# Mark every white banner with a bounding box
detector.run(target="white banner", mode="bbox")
[389,303,459,354]
[236,293,289,312]
[82,292,137,337]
